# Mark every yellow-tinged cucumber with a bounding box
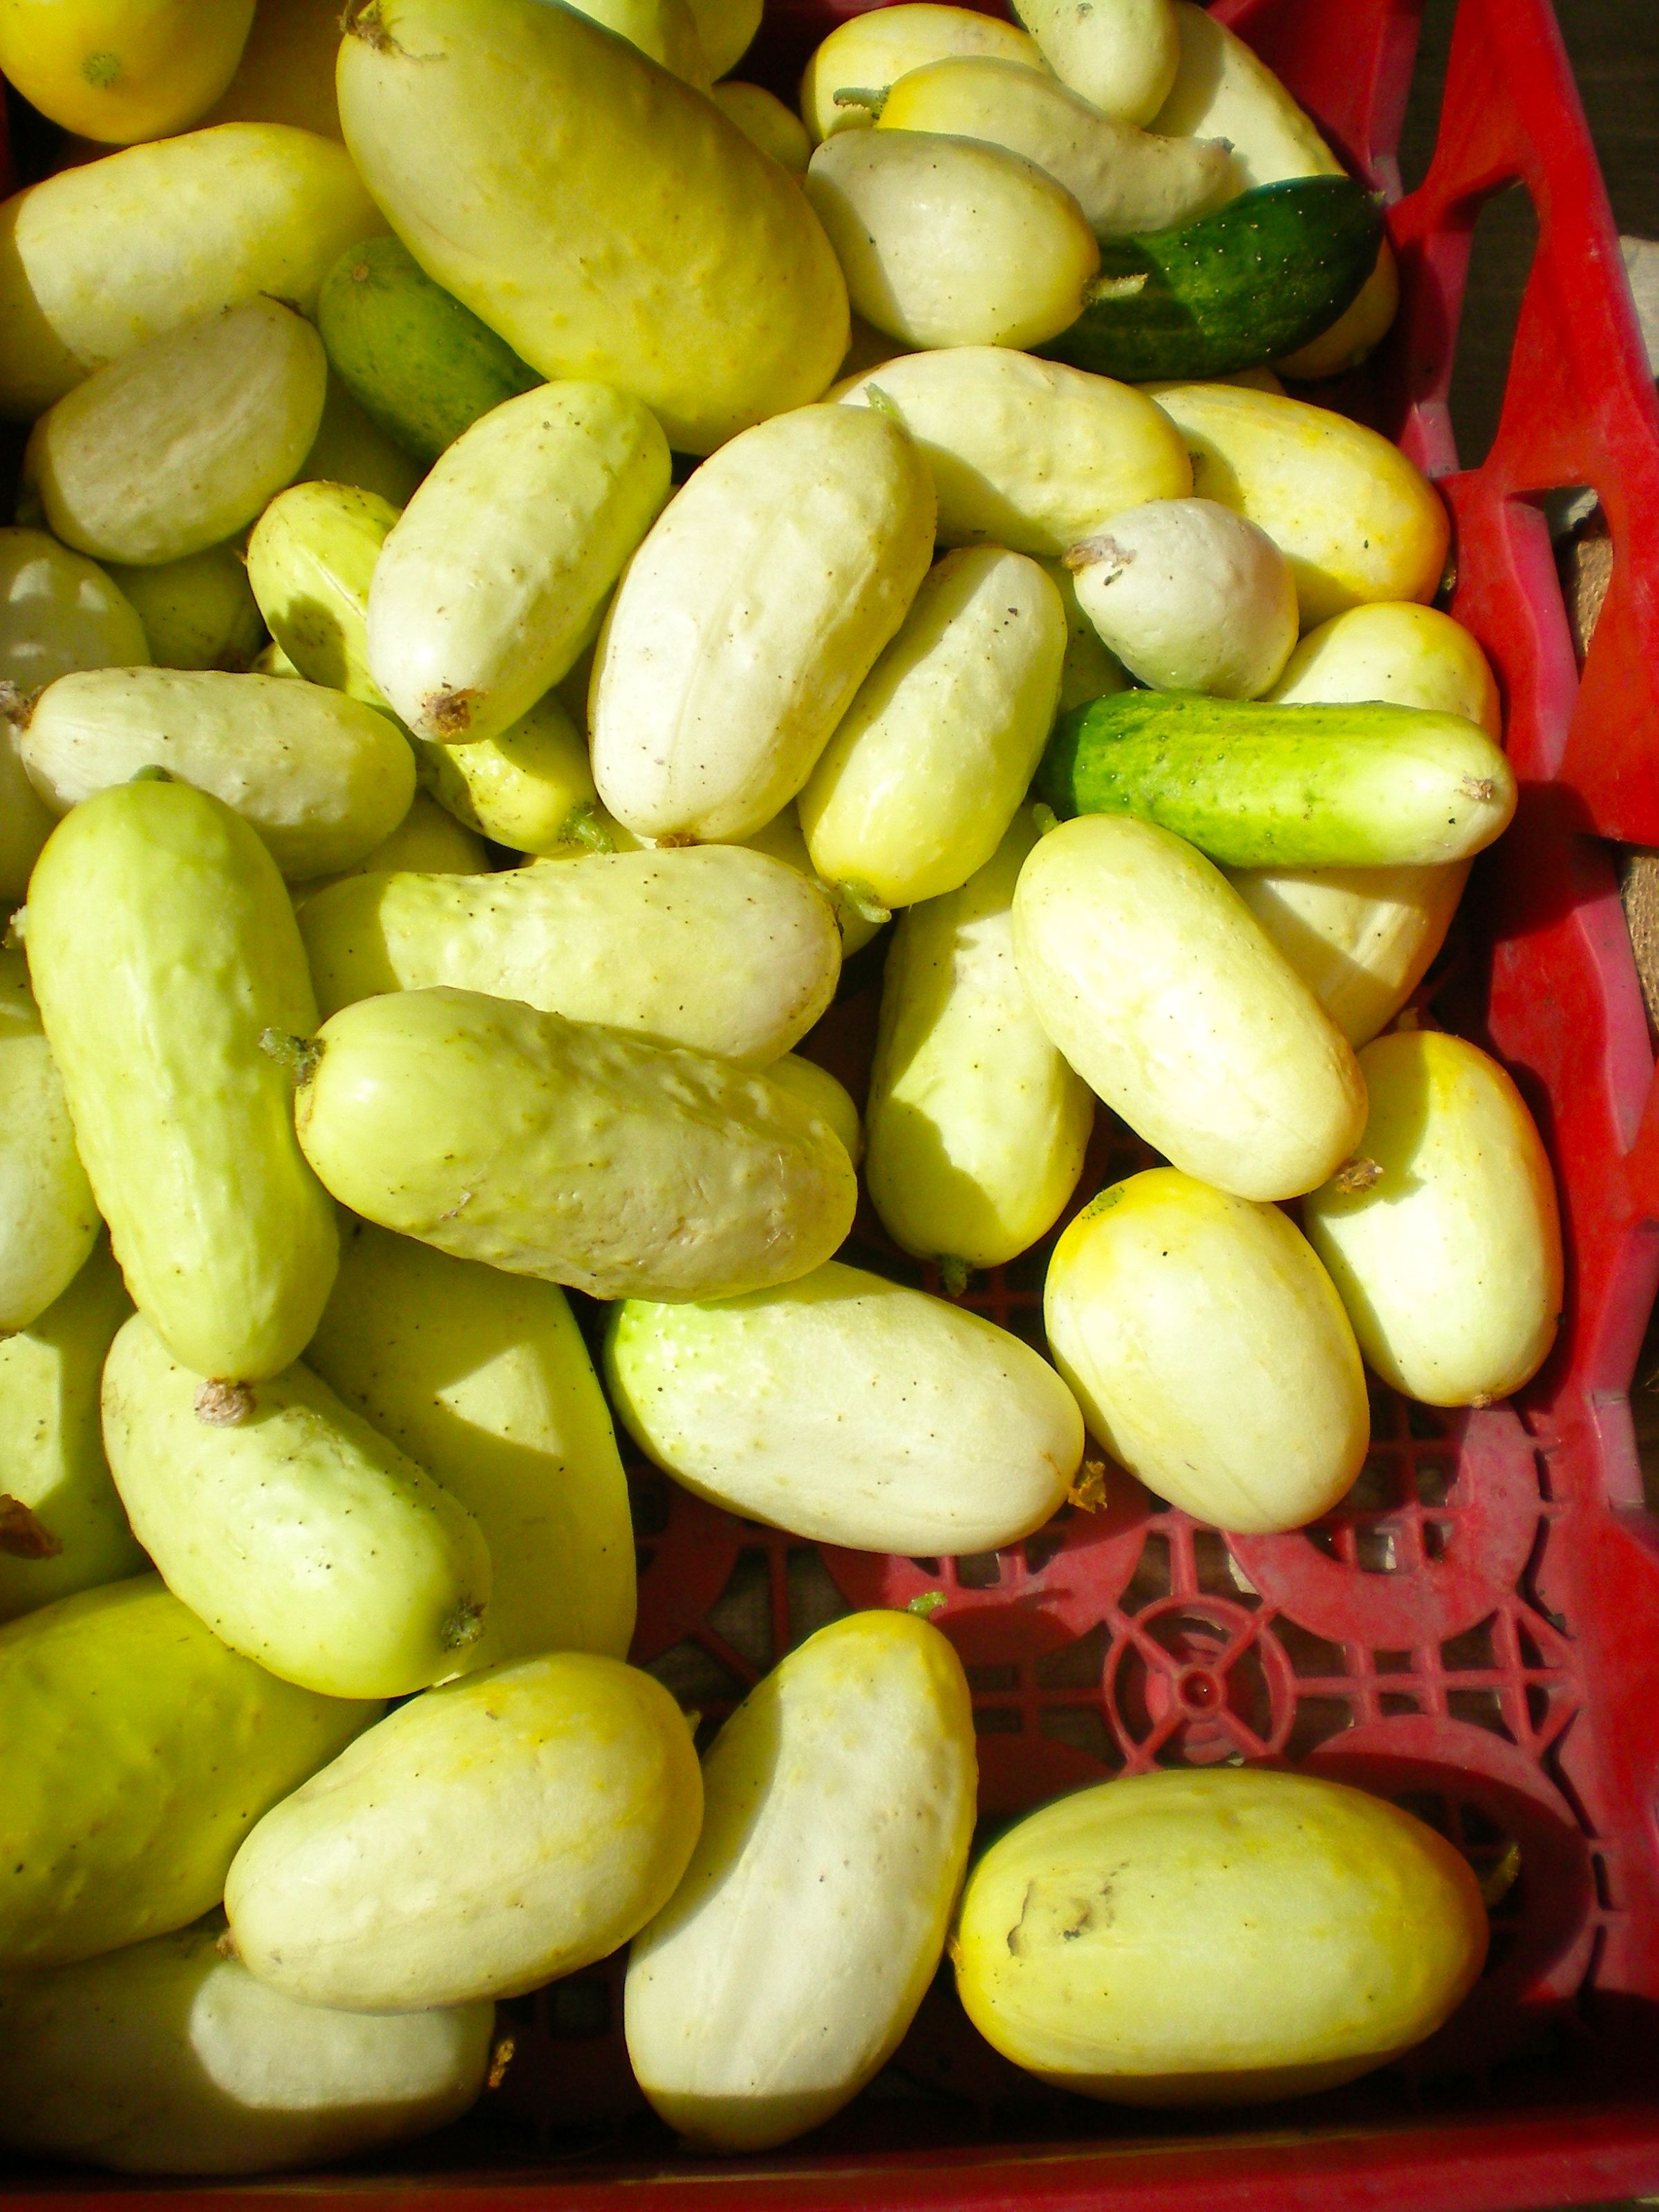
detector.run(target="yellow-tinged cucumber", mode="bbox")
[1036,693,1516,868]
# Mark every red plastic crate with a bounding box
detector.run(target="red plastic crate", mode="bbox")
[6,0,1659,2204]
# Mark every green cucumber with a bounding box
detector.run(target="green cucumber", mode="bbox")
[317,237,543,465]
[1041,177,1384,383]
[1035,691,1517,868]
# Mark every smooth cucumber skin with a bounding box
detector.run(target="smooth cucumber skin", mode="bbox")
[308,1221,637,1667]
[1036,692,1517,868]
[102,1314,494,1700]
[603,1260,1082,1555]
[24,780,339,1380]
[625,1613,976,2152]
[0,944,100,1333]
[0,1575,379,1971]
[298,846,840,1064]
[295,986,857,1303]
[0,124,384,422]
[245,477,397,709]
[318,235,542,464]
[336,0,848,454]
[954,1770,1487,2103]
[1303,1031,1564,1406]
[865,811,1093,1269]
[1044,177,1382,382]
[225,1653,703,2010]
[0,1918,494,2175]
[0,1239,142,1627]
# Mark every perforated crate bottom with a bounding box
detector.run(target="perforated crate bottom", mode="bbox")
[474,968,1642,2161]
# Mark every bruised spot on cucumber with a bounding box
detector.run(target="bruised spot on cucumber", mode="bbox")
[0,1496,62,1558]
[1041,176,1384,382]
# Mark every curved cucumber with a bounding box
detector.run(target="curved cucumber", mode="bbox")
[317,236,542,465]
[1042,176,1383,382]
[1035,691,1516,868]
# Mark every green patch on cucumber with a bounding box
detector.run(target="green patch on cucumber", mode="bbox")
[317,236,543,465]
[1035,690,1517,868]
[1040,176,1384,383]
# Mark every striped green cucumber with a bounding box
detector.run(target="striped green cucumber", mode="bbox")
[1042,176,1383,382]
[1035,692,1516,868]
[317,237,542,465]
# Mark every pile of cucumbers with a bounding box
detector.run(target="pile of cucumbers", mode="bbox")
[0,0,1553,2177]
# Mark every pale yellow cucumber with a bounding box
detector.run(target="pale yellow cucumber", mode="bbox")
[26,299,326,568]
[626,1613,975,2151]
[301,847,838,1062]
[805,131,1099,350]
[297,791,488,899]
[0,1240,141,1627]
[740,803,883,956]
[1151,2,1397,378]
[0,0,254,144]
[308,1220,636,1666]
[1230,601,1497,1046]
[0,1918,494,2177]
[765,1055,862,1168]
[1147,379,1448,626]
[297,372,422,506]
[566,0,709,83]
[866,812,1093,1271]
[24,780,339,1380]
[1267,600,1501,732]
[1,525,149,898]
[1013,0,1179,123]
[102,1314,493,1698]
[245,476,397,709]
[955,1769,1486,2103]
[1302,1031,1563,1406]
[1043,554,1129,709]
[226,1652,702,2009]
[1228,862,1470,1050]
[879,57,1229,234]
[800,3,1041,142]
[296,987,857,1303]
[800,547,1065,910]
[604,1259,1082,1553]
[104,543,265,673]
[686,0,759,75]
[366,382,669,746]
[838,348,1192,555]
[1044,1167,1368,1530]
[0,1575,378,1971]
[0,946,99,1334]
[0,123,382,420]
[21,667,415,880]
[592,404,935,842]
[414,693,601,854]
[1011,813,1367,1199]
[1067,495,1298,699]
[712,82,810,173]
[337,0,848,454]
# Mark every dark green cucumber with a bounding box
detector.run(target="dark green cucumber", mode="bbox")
[1034,691,1516,868]
[317,237,543,465]
[1040,177,1384,383]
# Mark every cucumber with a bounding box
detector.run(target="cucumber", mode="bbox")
[317,236,542,465]
[1036,691,1517,868]
[1042,176,1383,382]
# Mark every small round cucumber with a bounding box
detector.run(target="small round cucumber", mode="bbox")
[317,236,542,465]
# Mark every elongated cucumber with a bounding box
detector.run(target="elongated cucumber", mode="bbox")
[1042,177,1383,382]
[1035,691,1516,868]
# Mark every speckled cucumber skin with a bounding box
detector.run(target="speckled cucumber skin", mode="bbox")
[24,780,339,1380]
[295,986,856,1303]
[0,1575,379,1971]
